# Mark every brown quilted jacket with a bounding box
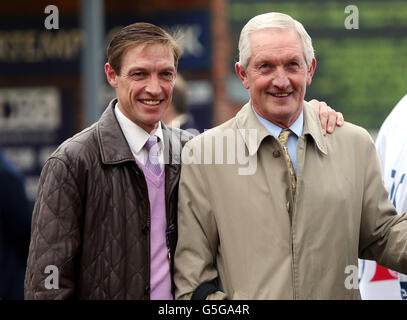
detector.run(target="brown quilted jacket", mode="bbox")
[24,99,193,299]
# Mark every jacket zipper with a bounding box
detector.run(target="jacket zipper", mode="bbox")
[165,168,180,265]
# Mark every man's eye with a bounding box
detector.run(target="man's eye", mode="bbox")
[289,62,299,67]
[260,64,269,69]
[131,72,144,77]
[162,72,173,78]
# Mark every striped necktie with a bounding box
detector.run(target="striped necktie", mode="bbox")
[278,129,297,196]
[144,135,162,176]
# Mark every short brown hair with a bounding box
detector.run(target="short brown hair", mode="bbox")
[107,22,182,75]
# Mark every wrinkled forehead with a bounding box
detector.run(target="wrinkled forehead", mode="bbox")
[249,28,305,62]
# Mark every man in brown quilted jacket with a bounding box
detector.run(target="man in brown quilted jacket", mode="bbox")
[24,22,194,300]
[24,22,342,300]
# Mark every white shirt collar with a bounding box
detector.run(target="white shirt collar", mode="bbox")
[114,103,164,164]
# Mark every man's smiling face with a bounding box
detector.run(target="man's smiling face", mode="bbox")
[236,27,316,128]
[105,43,176,133]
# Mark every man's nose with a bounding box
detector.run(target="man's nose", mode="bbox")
[145,76,162,96]
[272,68,290,89]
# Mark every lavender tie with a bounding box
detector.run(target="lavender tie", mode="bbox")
[144,135,162,176]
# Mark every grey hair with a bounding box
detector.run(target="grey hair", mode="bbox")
[237,12,314,70]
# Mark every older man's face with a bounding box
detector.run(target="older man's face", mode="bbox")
[236,27,316,128]
[105,43,176,133]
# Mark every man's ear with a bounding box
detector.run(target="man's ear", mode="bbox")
[105,63,119,88]
[306,58,316,86]
[172,72,177,86]
[235,62,250,90]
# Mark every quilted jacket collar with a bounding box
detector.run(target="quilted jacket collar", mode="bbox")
[97,99,135,164]
[96,98,181,166]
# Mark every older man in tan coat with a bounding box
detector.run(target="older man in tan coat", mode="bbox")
[174,12,407,300]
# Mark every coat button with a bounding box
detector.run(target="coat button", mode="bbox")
[142,225,149,234]
[145,285,150,293]
[273,150,281,158]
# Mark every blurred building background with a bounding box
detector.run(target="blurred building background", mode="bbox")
[0,0,407,202]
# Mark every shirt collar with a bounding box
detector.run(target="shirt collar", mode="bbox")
[235,101,327,156]
[114,103,164,155]
[252,106,304,138]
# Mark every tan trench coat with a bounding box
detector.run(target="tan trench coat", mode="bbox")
[174,101,407,300]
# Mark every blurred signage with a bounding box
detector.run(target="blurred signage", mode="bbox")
[0,10,210,74]
[0,87,74,200]
[0,88,61,134]
[141,10,211,70]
